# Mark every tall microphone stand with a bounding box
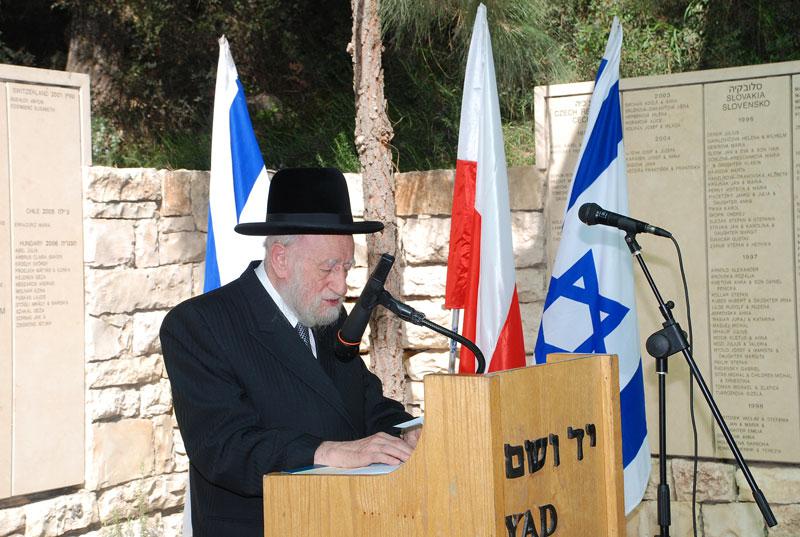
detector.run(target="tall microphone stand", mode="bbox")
[624,232,777,536]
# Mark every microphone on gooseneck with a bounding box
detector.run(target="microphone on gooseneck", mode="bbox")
[335,253,395,361]
[578,202,672,238]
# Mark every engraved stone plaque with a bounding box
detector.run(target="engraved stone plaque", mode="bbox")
[536,61,800,463]
[703,76,796,460]
[624,84,716,458]
[542,91,592,266]
[0,65,90,497]
[0,81,10,498]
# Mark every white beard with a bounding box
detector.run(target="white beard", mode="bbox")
[283,271,343,328]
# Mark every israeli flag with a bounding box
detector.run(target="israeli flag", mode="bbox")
[204,36,269,292]
[534,18,650,513]
[183,37,269,537]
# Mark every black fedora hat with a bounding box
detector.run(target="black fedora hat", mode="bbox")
[234,167,384,236]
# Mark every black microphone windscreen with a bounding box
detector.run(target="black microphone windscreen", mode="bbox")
[578,202,600,225]
[334,334,360,361]
[334,253,396,360]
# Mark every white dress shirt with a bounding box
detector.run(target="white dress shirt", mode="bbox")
[254,261,317,357]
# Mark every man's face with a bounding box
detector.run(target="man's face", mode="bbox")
[283,235,355,328]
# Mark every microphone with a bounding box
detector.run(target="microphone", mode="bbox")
[376,289,487,374]
[578,202,671,238]
[379,291,425,325]
[335,253,395,361]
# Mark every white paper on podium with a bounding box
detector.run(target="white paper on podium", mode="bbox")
[287,417,424,475]
[395,416,424,429]
[287,463,400,475]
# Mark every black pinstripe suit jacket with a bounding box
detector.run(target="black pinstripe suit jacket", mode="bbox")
[160,261,411,536]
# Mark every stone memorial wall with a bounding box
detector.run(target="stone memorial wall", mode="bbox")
[0,163,796,535]
[0,65,90,499]
[536,60,800,464]
[0,165,544,536]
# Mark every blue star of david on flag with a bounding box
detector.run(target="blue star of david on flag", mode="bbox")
[535,250,628,356]
[534,18,650,514]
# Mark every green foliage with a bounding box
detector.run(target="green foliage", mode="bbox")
[550,0,705,81]
[93,115,211,170]
[383,52,462,170]
[319,131,361,172]
[0,30,36,65]
[54,0,217,134]
[92,116,125,166]
[380,0,705,169]
[381,0,569,112]
[4,0,800,171]
[503,120,536,167]
[380,0,569,170]
[252,83,359,172]
[699,0,800,68]
[0,1,69,68]
[50,0,357,170]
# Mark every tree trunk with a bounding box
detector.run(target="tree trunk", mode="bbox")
[349,0,406,406]
[65,5,121,119]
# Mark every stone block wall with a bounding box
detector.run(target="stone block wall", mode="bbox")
[0,166,796,536]
[0,167,206,537]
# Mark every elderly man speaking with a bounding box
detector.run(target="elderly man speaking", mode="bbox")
[160,168,418,537]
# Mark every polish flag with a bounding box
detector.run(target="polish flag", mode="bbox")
[445,3,526,373]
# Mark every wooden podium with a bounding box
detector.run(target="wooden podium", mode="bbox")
[263,354,625,536]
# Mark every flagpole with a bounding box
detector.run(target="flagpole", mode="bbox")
[448,309,460,373]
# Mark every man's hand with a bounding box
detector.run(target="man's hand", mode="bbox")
[314,432,415,468]
[402,427,421,448]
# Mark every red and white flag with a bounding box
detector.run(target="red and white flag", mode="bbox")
[445,3,526,373]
